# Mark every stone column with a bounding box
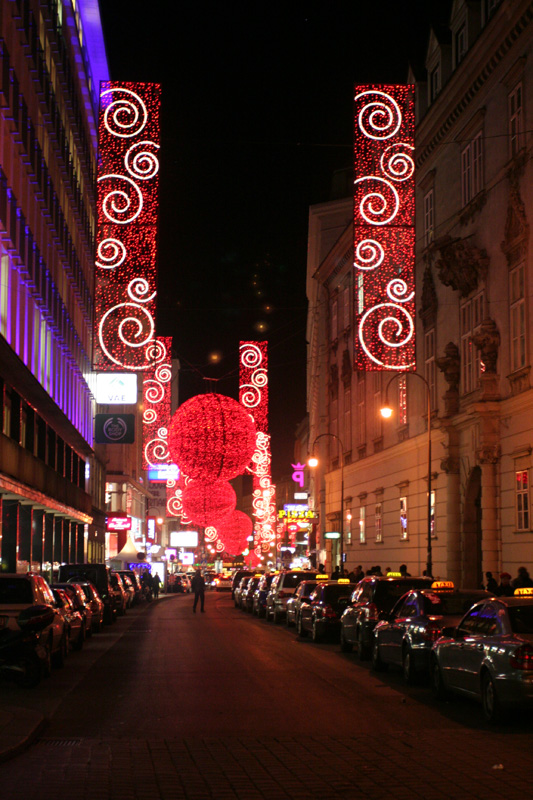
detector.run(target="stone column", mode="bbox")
[76,523,85,562]
[32,509,45,571]
[2,500,19,573]
[19,504,33,569]
[479,445,501,576]
[53,516,63,565]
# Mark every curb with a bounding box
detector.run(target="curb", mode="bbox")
[0,707,47,764]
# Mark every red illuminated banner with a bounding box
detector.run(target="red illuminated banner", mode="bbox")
[106,514,132,532]
[94,82,161,371]
[353,85,415,371]
[142,336,172,469]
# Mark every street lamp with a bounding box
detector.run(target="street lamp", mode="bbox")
[381,372,433,578]
[308,433,345,575]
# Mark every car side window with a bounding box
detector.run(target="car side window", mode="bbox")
[459,604,498,636]
[396,595,417,618]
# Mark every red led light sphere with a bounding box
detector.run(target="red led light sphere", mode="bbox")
[217,511,253,556]
[168,393,256,481]
[181,480,236,527]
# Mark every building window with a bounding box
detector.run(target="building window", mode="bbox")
[461,131,483,206]
[516,470,529,531]
[356,374,366,446]
[430,65,440,102]
[460,292,484,393]
[430,490,436,538]
[398,374,407,425]
[346,511,352,544]
[359,505,366,544]
[510,264,526,372]
[455,24,467,66]
[423,189,434,246]
[375,502,382,543]
[425,329,436,409]
[509,83,523,158]
[357,272,364,315]
[400,496,408,540]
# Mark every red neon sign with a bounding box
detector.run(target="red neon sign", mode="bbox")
[353,85,415,371]
[142,336,172,469]
[106,515,132,532]
[94,82,161,371]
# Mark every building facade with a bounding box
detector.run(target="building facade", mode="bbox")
[307,0,533,585]
[0,0,108,574]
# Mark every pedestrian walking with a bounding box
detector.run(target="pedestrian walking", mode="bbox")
[484,571,498,594]
[141,569,153,601]
[191,569,206,612]
[152,572,161,599]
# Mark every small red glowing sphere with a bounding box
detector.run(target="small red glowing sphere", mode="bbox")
[168,393,256,481]
[181,480,236,527]
[217,510,253,556]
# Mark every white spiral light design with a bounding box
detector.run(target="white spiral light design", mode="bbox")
[96,238,127,270]
[102,87,148,138]
[354,89,402,140]
[386,279,414,303]
[144,379,164,404]
[354,176,399,226]
[125,141,160,180]
[98,302,155,369]
[240,384,261,409]
[143,408,157,424]
[380,143,414,182]
[354,239,385,271]
[240,343,263,368]
[127,278,157,304]
[145,340,167,364]
[144,438,169,466]
[98,174,143,224]
[155,363,172,383]
[358,303,415,369]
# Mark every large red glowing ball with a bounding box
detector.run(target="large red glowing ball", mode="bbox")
[168,393,257,481]
[181,480,236,527]
[217,511,253,556]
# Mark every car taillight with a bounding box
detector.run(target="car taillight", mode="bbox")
[510,644,533,670]
[367,603,379,621]
[421,624,442,643]
[324,605,337,619]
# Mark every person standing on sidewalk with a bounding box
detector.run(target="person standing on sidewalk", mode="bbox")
[152,572,161,599]
[191,569,206,613]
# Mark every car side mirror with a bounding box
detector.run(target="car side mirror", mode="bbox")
[441,625,459,638]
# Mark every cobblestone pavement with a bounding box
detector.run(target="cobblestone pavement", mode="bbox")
[0,728,532,800]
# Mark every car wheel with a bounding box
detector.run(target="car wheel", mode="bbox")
[402,646,417,684]
[297,615,308,638]
[430,657,449,701]
[312,619,321,643]
[481,671,504,723]
[340,628,353,653]
[13,651,43,688]
[52,634,68,669]
[356,629,370,660]
[371,639,387,672]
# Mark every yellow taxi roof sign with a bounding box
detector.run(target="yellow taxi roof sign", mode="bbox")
[514,587,533,596]
[316,574,329,580]
[431,580,455,591]
[386,572,402,578]
[338,578,350,583]
[253,573,263,578]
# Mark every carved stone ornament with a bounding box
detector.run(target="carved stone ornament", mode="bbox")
[436,342,460,416]
[440,456,460,474]
[473,317,500,374]
[435,235,489,297]
[477,445,500,465]
[419,263,438,331]
[341,348,352,387]
[329,363,339,400]
[501,183,529,267]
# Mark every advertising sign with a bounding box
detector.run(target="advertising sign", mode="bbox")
[95,373,138,404]
[170,530,199,548]
[106,514,132,532]
[95,413,135,444]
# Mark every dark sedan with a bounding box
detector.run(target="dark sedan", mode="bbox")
[286,577,328,628]
[298,580,357,642]
[371,583,491,682]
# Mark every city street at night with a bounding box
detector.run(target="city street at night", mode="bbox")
[0,592,532,799]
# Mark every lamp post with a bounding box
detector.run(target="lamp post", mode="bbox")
[308,432,345,575]
[381,372,433,578]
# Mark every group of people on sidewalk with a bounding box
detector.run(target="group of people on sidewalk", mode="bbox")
[483,566,533,596]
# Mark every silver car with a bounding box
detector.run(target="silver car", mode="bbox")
[431,594,533,722]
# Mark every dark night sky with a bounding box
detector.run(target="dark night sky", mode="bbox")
[97,0,450,477]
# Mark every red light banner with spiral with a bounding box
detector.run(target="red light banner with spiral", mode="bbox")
[353,85,415,371]
[94,82,161,371]
[142,336,172,470]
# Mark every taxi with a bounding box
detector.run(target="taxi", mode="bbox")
[213,574,232,592]
[241,574,263,613]
[252,572,277,618]
[286,575,329,628]
[298,579,357,642]
[371,581,490,683]
[430,588,533,722]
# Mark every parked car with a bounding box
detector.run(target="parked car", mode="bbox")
[0,604,56,687]
[213,574,232,592]
[242,575,262,612]
[52,588,85,652]
[0,573,67,669]
[116,570,143,605]
[231,569,254,599]
[58,564,119,624]
[371,582,491,682]
[252,573,277,618]
[76,582,105,632]
[234,577,251,609]
[118,573,136,608]
[431,591,533,722]
[110,572,128,615]
[265,569,319,624]
[340,575,433,659]
[175,573,192,594]
[298,580,357,641]
[52,583,93,639]
[286,576,328,628]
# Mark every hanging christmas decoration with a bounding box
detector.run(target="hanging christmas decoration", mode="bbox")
[181,480,236,527]
[168,393,256,481]
[217,510,253,555]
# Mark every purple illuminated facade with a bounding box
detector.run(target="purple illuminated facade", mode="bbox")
[0,0,109,573]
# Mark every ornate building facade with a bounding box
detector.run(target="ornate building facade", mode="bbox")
[307,0,533,585]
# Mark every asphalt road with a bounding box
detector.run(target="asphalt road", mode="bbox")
[0,591,532,799]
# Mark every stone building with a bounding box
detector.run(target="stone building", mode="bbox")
[307,0,533,585]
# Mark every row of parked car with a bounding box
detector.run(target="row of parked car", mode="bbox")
[231,568,533,723]
[0,564,147,688]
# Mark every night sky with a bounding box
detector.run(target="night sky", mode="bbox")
[98,0,451,477]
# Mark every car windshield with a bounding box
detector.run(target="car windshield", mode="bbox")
[375,580,431,611]
[0,579,33,604]
[282,573,311,589]
[508,605,533,634]
[324,585,353,602]
[423,593,488,616]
